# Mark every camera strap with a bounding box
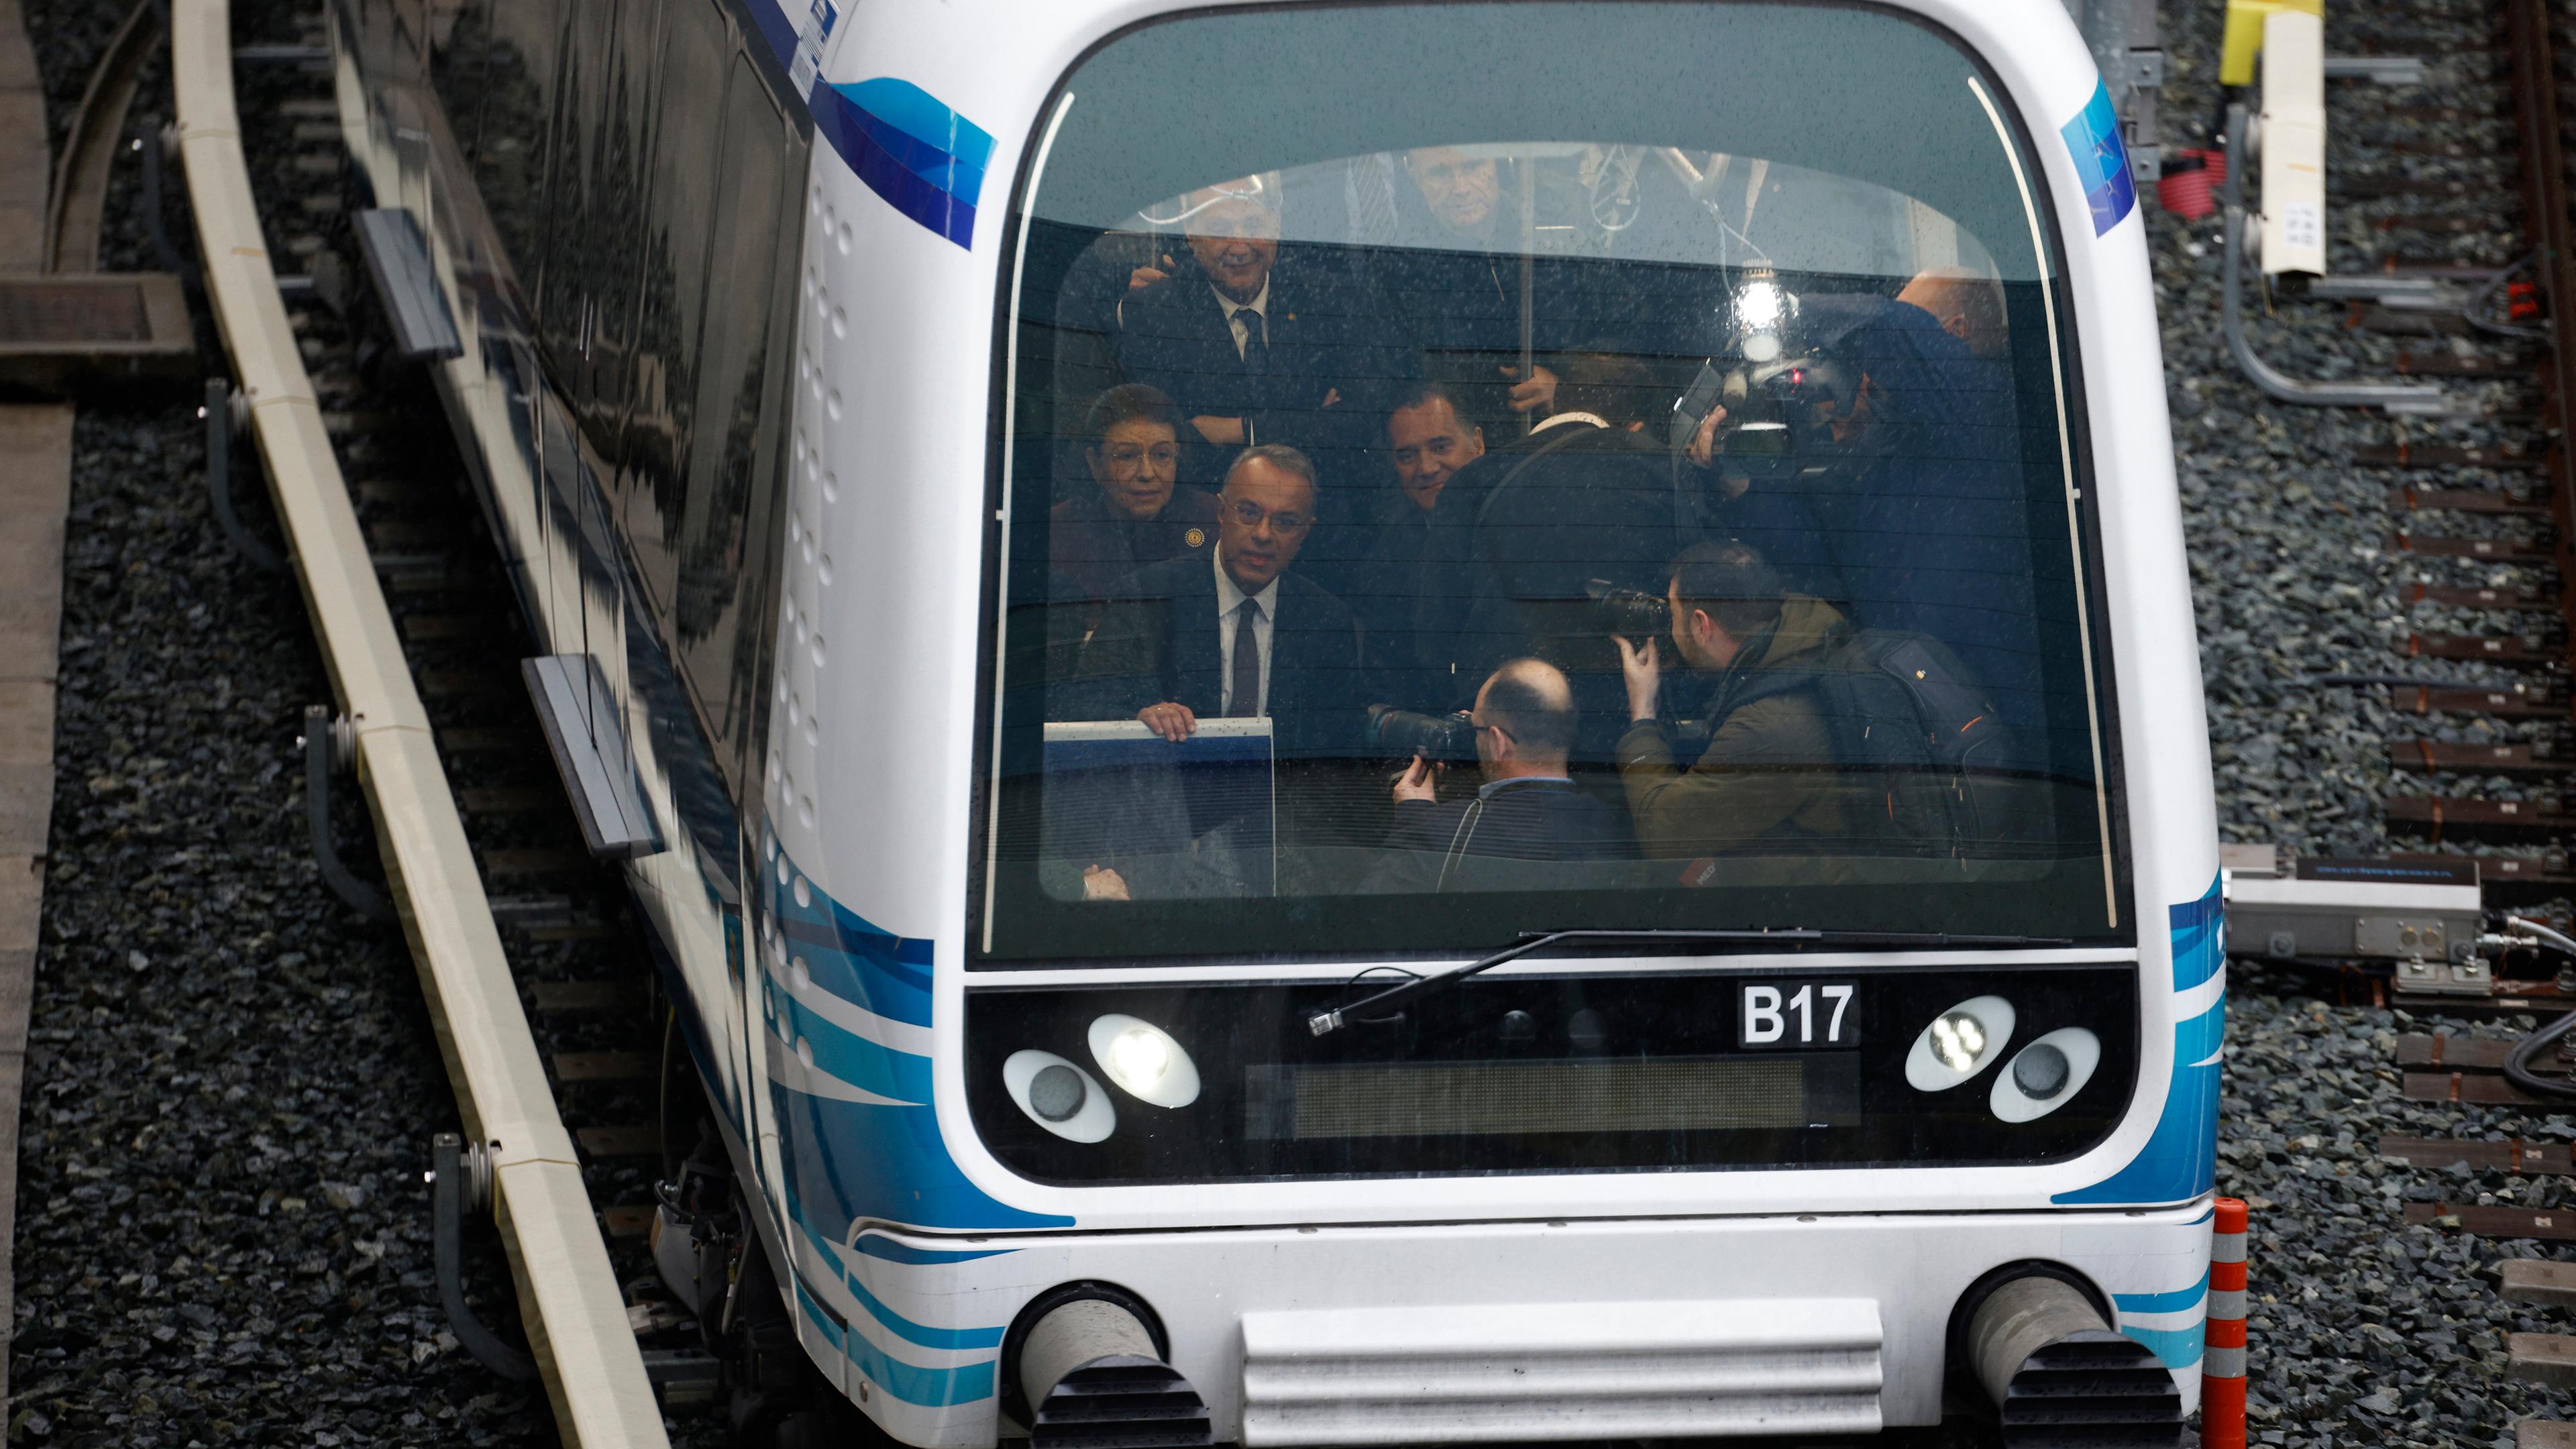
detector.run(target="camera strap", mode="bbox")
[1434,798,1487,894]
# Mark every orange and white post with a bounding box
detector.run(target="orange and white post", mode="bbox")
[2202,1197,2250,1449]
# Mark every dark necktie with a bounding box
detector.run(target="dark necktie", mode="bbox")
[1228,600,1262,716]
[1234,306,1269,374]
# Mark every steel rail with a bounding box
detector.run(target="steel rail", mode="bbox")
[166,3,669,1443]
[42,0,160,272]
[2502,0,2576,688]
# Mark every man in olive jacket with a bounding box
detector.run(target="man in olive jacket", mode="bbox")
[1611,541,1856,859]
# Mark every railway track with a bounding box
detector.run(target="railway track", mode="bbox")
[169,1,720,1440]
[2231,0,2576,1432]
[2365,0,2576,936]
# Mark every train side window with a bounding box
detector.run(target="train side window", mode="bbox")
[427,1,492,174]
[668,56,790,729]
[619,0,729,621]
[578,0,663,431]
[534,0,619,374]
[466,0,566,275]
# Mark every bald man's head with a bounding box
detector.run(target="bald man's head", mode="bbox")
[1474,658,1579,769]
[1896,266,2008,359]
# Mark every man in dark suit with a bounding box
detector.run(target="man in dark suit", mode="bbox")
[1407,352,1682,756]
[1076,444,1365,760]
[1112,176,1418,508]
[1346,382,1485,696]
[1067,445,1369,897]
[1379,657,1633,892]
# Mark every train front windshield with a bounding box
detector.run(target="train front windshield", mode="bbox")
[981,2,2125,964]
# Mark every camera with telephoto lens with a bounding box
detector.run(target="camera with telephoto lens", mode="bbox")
[1586,578,1670,641]
[1365,704,1478,762]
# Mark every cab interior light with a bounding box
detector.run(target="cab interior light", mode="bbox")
[1002,1050,1117,1142]
[1990,1027,2102,1122]
[1087,1013,1202,1108]
[1905,994,2016,1091]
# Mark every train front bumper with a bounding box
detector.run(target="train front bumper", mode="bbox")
[788,1201,2216,1446]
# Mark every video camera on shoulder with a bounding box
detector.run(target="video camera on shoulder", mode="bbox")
[1670,274,1873,484]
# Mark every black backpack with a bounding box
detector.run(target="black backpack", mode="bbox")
[1723,629,2026,855]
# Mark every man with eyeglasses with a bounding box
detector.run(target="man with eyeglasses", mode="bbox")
[1069,446,1370,900]
[1049,384,1220,599]
[1377,658,1633,893]
[1077,445,1365,755]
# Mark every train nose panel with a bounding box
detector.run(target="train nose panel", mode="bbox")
[1237,1298,1884,1444]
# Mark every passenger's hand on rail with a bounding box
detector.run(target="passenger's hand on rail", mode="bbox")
[1191,415,1246,447]
[1392,755,1438,804]
[1138,702,1198,741]
[1615,635,1662,723]
[1685,404,1729,467]
[1128,254,1175,291]
[1081,864,1131,901]
[1501,364,1559,415]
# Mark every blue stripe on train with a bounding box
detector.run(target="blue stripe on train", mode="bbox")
[769,981,936,1104]
[776,1079,1071,1230]
[839,90,989,199]
[812,83,979,248]
[2053,876,2223,1205]
[2112,1269,2209,1316]
[746,0,992,246]
[761,843,1067,1231]
[851,1234,1019,1267]
[786,1190,1010,1351]
[2119,1322,2204,1371]
[768,873,935,1026]
[796,1279,1001,1406]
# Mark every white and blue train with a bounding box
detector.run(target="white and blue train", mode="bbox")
[330,0,2222,1442]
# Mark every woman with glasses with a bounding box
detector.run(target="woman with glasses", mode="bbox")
[1049,384,1224,599]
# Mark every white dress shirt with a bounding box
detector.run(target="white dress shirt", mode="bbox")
[1212,545,1279,716]
[1217,278,1271,361]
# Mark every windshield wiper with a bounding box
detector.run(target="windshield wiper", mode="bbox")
[1303,927,2072,1038]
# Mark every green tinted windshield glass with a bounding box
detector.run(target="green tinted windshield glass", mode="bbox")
[979,2,2124,963]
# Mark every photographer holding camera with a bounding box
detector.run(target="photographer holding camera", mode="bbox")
[1612,540,1854,860]
[1377,658,1632,892]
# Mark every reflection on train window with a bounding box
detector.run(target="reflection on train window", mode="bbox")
[621,0,730,627]
[983,2,2128,963]
[680,55,794,740]
[464,0,565,273]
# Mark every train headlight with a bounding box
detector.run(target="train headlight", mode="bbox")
[1931,1013,1986,1071]
[1904,994,2015,1091]
[1002,1051,1115,1142]
[1991,1028,2102,1122]
[1089,1014,1201,1108]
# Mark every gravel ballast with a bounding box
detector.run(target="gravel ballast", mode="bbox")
[2153,0,2576,1445]
[9,1,682,1444]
